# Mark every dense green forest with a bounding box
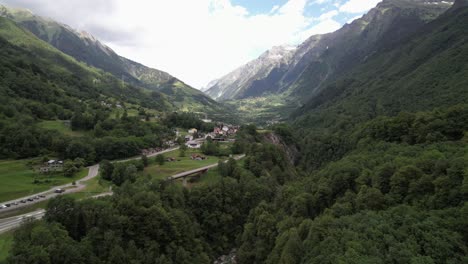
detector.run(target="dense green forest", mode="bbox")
[3,2,468,264]
[7,127,294,263]
[6,107,468,263]
[292,6,468,129]
[0,16,177,162]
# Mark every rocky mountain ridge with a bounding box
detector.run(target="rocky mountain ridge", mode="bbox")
[206,0,454,102]
[0,4,222,113]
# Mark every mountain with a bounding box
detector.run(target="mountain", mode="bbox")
[290,0,454,99]
[0,15,159,109]
[200,79,219,92]
[0,5,221,114]
[4,2,468,264]
[0,13,176,159]
[206,0,454,121]
[206,45,296,100]
[292,0,468,129]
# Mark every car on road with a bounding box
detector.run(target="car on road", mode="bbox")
[39,195,46,198]
[0,204,7,209]
[27,198,34,202]
[20,200,27,203]
[54,189,65,194]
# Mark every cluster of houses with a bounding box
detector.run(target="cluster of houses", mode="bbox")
[39,160,64,173]
[182,124,239,149]
[184,128,200,148]
[204,124,239,141]
[215,124,239,136]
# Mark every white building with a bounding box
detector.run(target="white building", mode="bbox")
[186,141,201,149]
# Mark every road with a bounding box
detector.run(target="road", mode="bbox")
[0,210,45,234]
[0,147,179,214]
[0,153,243,234]
[168,154,246,180]
[0,192,113,234]
[115,147,179,163]
[0,164,100,214]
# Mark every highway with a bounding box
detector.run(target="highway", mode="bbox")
[0,147,179,214]
[0,164,100,214]
[0,154,244,234]
[0,210,45,234]
[0,192,113,234]
[0,139,240,231]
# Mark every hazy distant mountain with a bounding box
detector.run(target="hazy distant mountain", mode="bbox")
[206,0,454,102]
[0,5,221,113]
[201,79,219,92]
[206,45,296,100]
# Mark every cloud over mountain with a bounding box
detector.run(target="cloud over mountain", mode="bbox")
[0,0,381,88]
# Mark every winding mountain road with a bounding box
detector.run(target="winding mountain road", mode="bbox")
[0,147,179,214]
[0,151,244,234]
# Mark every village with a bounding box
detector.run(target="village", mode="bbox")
[184,123,239,149]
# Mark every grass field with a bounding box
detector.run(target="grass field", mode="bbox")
[66,176,112,200]
[37,120,86,137]
[0,176,111,263]
[0,176,112,219]
[0,159,87,203]
[143,149,222,180]
[0,231,13,263]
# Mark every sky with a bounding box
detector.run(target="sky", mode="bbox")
[0,0,382,89]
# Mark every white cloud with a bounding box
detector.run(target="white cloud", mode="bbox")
[339,0,382,13]
[270,5,280,13]
[98,0,342,88]
[0,0,345,88]
[318,10,339,21]
[312,0,332,4]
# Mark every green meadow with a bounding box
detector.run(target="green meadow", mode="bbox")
[37,120,87,137]
[143,149,222,180]
[0,159,87,203]
[66,176,112,200]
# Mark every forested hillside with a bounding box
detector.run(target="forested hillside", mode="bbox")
[3,1,468,264]
[206,0,454,124]
[0,5,224,114]
[0,16,175,162]
[293,5,468,130]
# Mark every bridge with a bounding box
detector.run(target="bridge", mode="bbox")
[167,154,245,186]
